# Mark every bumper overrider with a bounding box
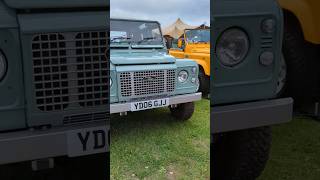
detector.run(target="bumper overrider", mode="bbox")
[211,98,293,133]
[0,121,109,165]
[111,92,202,114]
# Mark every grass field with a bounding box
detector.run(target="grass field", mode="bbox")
[110,99,210,180]
[259,116,320,180]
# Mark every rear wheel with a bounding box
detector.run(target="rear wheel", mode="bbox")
[212,127,271,180]
[199,68,210,97]
[170,102,195,121]
[282,12,318,103]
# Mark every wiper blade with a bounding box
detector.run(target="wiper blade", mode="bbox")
[111,36,132,43]
[135,37,158,44]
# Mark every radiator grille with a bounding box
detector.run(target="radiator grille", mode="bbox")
[75,32,108,107]
[32,31,108,112]
[120,70,176,97]
[32,33,69,111]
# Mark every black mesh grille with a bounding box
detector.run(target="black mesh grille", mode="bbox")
[32,31,108,112]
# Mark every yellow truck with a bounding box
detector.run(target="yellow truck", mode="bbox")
[169,29,210,95]
[278,0,320,105]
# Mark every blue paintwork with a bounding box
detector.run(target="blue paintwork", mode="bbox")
[110,38,199,104]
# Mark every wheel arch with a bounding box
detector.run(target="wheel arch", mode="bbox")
[279,0,320,44]
[195,59,210,76]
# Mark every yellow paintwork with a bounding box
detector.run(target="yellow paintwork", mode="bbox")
[169,39,210,76]
[278,0,320,44]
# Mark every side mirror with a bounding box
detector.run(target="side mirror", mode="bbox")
[177,38,183,48]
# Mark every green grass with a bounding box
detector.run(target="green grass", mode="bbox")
[110,99,210,180]
[259,116,320,180]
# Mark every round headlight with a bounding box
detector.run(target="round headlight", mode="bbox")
[178,70,188,83]
[261,19,276,34]
[0,52,7,81]
[216,28,249,67]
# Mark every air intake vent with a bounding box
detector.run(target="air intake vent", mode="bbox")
[63,112,108,125]
[261,36,273,49]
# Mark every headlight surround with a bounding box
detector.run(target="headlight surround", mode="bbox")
[178,70,188,83]
[216,28,250,67]
[110,77,113,87]
[191,67,197,74]
[0,52,7,81]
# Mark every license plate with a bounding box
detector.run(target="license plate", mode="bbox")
[67,126,109,157]
[131,98,169,111]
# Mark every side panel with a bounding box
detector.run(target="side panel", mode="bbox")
[278,0,320,44]
[0,29,26,131]
[211,0,283,105]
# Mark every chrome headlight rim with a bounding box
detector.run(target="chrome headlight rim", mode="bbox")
[0,51,7,82]
[178,70,189,83]
[110,77,113,87]
[215,27,250,67]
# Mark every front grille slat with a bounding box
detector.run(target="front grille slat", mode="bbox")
[32,31,109,114]
[120,70,176,97]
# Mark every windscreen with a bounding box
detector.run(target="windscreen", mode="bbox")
[185,29,210,43]
[110,20,163,47]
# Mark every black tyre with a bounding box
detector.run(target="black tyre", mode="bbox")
[199,68,210,97]
[282,13,318,102]
[212,127,272,180]
[169,102,195,121]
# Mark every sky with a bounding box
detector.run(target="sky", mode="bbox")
[110,0,210,28]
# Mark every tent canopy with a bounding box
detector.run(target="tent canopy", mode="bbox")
[162,18,198,39]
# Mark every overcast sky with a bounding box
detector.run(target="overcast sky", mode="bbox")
[110,0,210,28]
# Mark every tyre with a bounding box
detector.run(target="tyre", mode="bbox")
[169,102,195,121]
[199,68,210,97]
[282,13,318,103]
[212,127,272,180]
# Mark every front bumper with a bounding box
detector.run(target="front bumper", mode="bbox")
[211,98,293,133]
[110,92,202,114]
[0,121,109,165]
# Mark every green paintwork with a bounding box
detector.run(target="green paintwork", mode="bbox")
[211,0,283,105]
[3,0,108,9]
[0,0,108,131]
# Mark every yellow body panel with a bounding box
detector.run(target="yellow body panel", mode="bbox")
[169,43,210,76]
[278,0,320,44]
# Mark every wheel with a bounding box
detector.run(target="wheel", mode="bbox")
[212,127,272,180]
[169,102,195,121]
[199,68,210,97]
[282,13,318,102]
